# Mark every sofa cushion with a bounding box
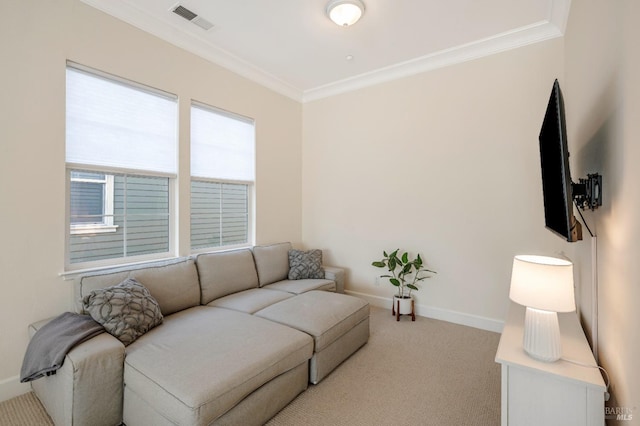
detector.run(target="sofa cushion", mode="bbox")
[124,306,313,425]
[254,290,369,352]
[78,258,200,316]
[196,249,259,304]
[207,288,294,314]
[130,260,200,316]
[288,249,325,280]
[264,279,336,294]
[254,290,370,384]
[82,278,163,346]
[252,242,292,286]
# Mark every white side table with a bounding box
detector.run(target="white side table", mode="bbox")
[495,303,605,426]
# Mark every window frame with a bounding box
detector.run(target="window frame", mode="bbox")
[189,101,256,253]
[64,62,178,271]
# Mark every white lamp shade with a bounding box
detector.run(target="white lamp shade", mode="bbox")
[509,255,575,313]
[326,0,364,26]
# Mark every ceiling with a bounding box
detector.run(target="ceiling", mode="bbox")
[80,0,571,102]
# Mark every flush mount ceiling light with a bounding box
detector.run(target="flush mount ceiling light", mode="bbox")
[326,0,365,27]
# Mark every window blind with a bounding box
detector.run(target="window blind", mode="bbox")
[190,104,255,181]
[66,66,177,174]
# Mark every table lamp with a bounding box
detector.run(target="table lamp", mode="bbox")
[509,255,575,362]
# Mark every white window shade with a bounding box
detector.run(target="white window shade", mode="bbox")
[191,104,255,181]
[66,66,177,174]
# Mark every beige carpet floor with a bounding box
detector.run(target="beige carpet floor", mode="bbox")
[0,391,52,426]
[0,306,501,425]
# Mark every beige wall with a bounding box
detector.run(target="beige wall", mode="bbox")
[566,0,639,419]
[302,39,573,329]
[0,0,302,399]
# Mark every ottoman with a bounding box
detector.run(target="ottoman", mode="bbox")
[254,290,370,384]
[122,307,313,425]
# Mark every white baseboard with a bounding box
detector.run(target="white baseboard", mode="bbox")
[0,375,30,403]
[345,290,504,333]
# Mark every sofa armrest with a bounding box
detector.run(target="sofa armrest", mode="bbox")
[28,318,125,426]
[323,266,345,294]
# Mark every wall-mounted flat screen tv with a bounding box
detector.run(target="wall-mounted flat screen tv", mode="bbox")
[539,79,582,242]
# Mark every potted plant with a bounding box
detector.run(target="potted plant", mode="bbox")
[372,249,436,320]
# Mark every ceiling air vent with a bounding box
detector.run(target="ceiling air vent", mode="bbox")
[171,4,214,31]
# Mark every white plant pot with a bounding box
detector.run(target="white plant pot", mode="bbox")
[392,295,415,321]
[394,295,413,314]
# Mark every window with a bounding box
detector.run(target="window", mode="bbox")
[66,64,177,268]
[190,103,255,250]
[70,171,116,234]
[68,171,170,264]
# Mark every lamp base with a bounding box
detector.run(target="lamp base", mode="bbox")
[522,307,562,362]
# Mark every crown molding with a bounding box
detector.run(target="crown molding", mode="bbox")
[80,0,304,102]
[303,0,570,101]
[549,0,572,33]
[81,0,570,104]
[302,20,563,102]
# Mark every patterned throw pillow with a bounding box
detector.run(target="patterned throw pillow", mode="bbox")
[288,249,325,280]
[82,278,163,346]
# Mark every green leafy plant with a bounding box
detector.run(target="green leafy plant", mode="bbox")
[372,249,436,298]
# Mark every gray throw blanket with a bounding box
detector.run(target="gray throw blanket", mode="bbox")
[20,312,105,382]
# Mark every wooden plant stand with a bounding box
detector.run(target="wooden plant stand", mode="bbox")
[392,298,415,321]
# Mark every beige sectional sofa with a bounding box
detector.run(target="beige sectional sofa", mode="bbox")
[28,242,369,425]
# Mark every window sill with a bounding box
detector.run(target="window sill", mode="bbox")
[70,224,119,235]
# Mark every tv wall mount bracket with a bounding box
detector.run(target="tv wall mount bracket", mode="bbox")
[572,173,603,210]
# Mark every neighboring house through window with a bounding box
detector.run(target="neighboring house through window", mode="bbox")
[70,171,116,234]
